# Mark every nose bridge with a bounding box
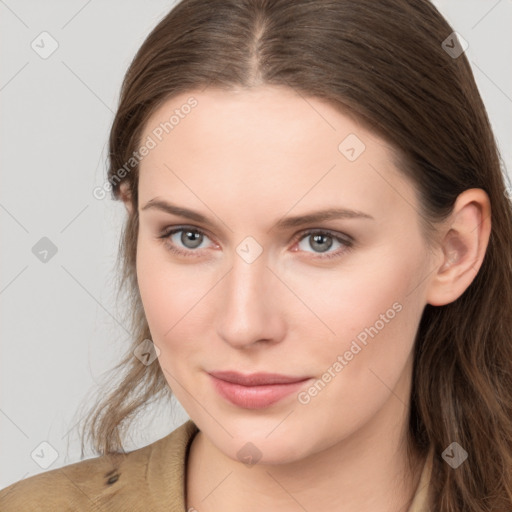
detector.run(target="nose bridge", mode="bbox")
[216,244,282,347]
[225,249,269,317]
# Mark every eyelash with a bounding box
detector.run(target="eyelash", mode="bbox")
[157,225,354,260]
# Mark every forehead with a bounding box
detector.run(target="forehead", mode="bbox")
[141,85,384,153]
[137,85,416,224]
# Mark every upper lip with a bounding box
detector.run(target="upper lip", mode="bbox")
[208,370,310,386]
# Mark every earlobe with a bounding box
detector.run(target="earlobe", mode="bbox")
[425,188,491,307]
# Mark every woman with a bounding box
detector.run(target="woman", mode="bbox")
[2,0,511,510]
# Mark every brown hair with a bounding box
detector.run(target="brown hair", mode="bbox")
[81,0,512,509]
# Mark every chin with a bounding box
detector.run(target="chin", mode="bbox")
[218,427,311,467]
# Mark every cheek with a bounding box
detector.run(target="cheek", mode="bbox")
[136,246,176,335]
[287,250,425,445]
[290,239,426,384]
[135,238,213,365]
[287,241,420,338]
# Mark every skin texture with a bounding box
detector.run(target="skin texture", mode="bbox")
[121,85,491,512]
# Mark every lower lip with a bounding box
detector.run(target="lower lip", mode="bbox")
[209,374,311,409]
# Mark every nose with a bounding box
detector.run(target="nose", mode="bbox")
[216,248,286,350]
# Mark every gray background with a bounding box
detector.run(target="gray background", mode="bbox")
[1,0,511,488]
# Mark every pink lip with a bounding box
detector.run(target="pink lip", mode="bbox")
[208,371,312,409]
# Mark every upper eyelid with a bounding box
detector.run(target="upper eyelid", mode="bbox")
[161,225,215,242]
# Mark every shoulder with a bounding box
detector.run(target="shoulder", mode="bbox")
[0,450,128,512]
[0,420,199,512]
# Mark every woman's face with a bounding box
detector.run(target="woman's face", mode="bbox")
[135,85,437,464]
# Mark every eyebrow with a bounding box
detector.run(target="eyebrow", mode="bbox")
[141,198,374,231]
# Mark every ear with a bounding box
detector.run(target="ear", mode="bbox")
[119,181,134,216]
[425,188,491,306]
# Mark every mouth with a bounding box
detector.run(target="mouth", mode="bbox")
[208,370,312,409]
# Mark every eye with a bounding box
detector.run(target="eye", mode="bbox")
[158,225,353,260]
[158,226,214,257]
[294,229,353,259]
